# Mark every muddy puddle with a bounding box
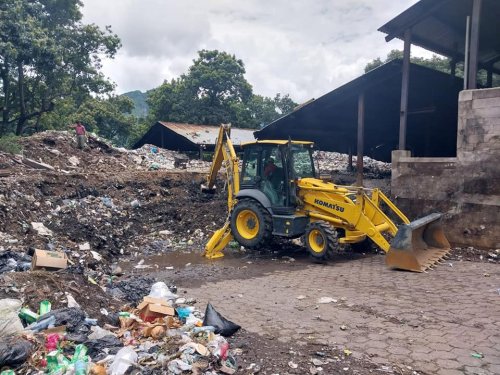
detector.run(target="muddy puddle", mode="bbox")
[119,245,372,288]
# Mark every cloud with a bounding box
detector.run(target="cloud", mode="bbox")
[81,0,424,102]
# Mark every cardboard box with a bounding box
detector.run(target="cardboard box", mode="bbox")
[32,249,68,271]
[137,296,175,322]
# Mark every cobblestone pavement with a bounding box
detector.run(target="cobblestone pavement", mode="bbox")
[183,256,500,375]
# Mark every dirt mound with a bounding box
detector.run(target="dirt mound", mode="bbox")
[0,171,226,271]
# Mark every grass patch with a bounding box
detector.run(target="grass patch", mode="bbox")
[0,134,23,154]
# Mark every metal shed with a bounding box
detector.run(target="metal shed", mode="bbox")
[254,60,463,163]
[133,122,255,151]
[379,0,500,151]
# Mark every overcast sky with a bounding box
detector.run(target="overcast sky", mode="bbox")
[81,0,431,103]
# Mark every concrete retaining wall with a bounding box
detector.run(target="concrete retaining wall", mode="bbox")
[392,88,500,248]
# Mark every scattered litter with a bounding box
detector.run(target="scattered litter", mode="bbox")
[0,299,24,338]
[317,297,338,304]
[90,251,102,261]
[0,337,33,367]
[288,361,298,368]
[203,303,241,337]
[66,293,81,308]
[31,222,53,236]
[471,352,484,359]
[296,295,307,300]
[31,249,68,270]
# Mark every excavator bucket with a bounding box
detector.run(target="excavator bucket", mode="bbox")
[386,213,451,272]
[203,221,233,259]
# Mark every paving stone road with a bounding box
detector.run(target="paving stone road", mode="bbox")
[184,256,500,375]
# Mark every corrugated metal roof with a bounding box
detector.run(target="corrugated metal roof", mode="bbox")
[158,122,255,146]
[378,0,500,73]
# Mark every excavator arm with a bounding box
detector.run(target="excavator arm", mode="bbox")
[202,124,240,258]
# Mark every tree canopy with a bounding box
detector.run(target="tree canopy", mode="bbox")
[147,50,297,129]
[0,0,121,136]
[365,49,499,87]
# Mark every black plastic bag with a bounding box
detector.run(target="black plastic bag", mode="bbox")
[202,303,241,337]
[0,338,32,367]
[85,335,123,361]
[38,307,86,332]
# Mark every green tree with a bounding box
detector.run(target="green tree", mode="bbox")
[365,50,499,87]
[147,49,297,129]
[40,95,140,146]
[0,0,120,135]
[364,50,454,74]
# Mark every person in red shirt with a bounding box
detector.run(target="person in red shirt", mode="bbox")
[264,158,277,178]
[71,121,87,149]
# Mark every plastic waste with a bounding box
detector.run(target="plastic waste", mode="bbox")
[100,197,114,208]
[45,333,62,351]
[149,281,178,302]
[88,326,116,340]
[26,315,56,332]
[0,338,33,367]
[39,300,52,315]
[185,314,203,327]
[74,359,88,375]
[84,335,123,361]
[46,349,70,374]
[0,299,24,338]
[202,303,241,337]
[66,293,81,308]
[167,359,192,374]
[192,326,216,334]
[0,370,15,375]
[176,306,194,320]
[72,344,88,361]
[18,307,39,324]
[108,346,137,375]
[207,335,229,359]
[38,307,86,332]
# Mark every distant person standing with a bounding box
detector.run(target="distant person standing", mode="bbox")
[71,121,87,149]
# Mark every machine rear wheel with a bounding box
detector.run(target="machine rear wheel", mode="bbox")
[304,221,339,260]
[230,199,273,249]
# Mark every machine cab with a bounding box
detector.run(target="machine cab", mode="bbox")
[240,141,315,212]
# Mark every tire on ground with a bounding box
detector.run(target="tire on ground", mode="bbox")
[304,221,339,260]
[230,198,273,249]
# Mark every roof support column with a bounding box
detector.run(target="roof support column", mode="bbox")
[399,29,411,150]
[356,92,365,187]
[487,69,493,87]
[468,0,482,89]
[450,59,456,77]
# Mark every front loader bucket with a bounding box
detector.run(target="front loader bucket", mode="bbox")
[386,213,451,272]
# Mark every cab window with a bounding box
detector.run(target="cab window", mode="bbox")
[291,145,315,178]
[241,148,259,183]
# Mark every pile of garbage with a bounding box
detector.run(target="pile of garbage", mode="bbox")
[0,281,241,374]
[131,145,211,172]
[314,151,391,177]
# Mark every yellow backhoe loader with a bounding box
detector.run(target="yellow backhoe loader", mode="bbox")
[202,124,451,272]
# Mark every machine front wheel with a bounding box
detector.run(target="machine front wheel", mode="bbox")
[230,199,273,249]
[304,221,339,260]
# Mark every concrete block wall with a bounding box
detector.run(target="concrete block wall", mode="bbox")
[392,88,500,249]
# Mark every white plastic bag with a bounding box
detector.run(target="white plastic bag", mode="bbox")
[0,299,24,338]
[148,282,178,302]
[108,346,138,375]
